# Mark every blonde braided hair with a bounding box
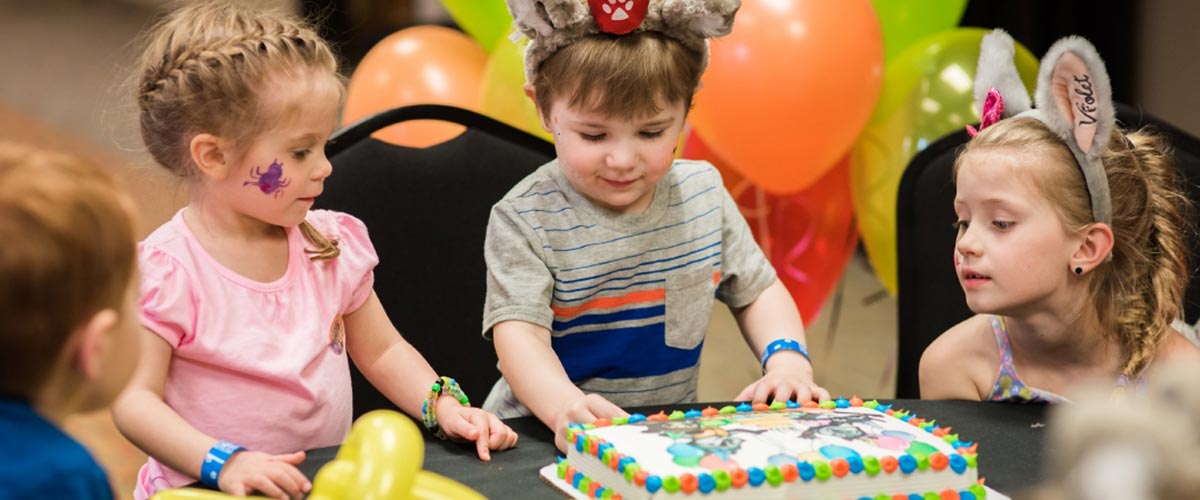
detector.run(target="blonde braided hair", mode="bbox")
[958,117,1190,378]
[137,1,343,260]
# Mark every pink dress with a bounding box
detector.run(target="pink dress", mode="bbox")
[133,209,378,499]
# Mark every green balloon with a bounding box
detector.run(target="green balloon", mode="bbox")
[871,0,967,62]
[850,28,1040,294]
[441,0,512,52]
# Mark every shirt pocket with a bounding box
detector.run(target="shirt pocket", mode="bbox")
[664,265,717,350]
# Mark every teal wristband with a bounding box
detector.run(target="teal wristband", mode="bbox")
[760,339,811,374]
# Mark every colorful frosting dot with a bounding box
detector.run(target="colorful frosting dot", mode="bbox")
[830,458,850,477]
[813,460,832,481]
[863,456,881,476]
[617,456,635,473]
[780,463,799,482]
[819,400,837,409]
[645,475,662,493]
[864,400,879,409]
[802,400,820,408]
[764,465,783,486]
[678,474,698,494]
[627,413,646,424]
[797,461,816,481]
[966,454,978,468]
[907,495,923,500]
[930,453,949,470]
[917,455,931,471]
[940,489,961,500]
[611,416,629,425]
[698,473,716,493]
[593,418,611,427]
[701,406,719,417]
[576,476,590,491]
[924,493,940,500]
[846,455,864,474]
[712,470,731,491]
[835,397,850,408]
[880,456,899,473]
[850,396,864,407]
[663,476,681,493]
[899,455,918,474]
[719,405,737,414]
[786,400,801,408]
[647,411,669,422]
[684,409,702,418]
[557,461,568,478]
[769,400,787,410]
[753,402,770,411]
[730,468,749,488]
[949,454,967,474]
[747,467,766,486]
[736,402,754,412]
[959,492,977,500]
[968,484,987,499]
[633,470,648,486]
[668,410,685,420]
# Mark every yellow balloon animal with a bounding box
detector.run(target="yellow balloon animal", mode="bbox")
[151,411,485,500]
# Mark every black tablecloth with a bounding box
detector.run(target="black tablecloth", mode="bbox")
[298,400,1049,499]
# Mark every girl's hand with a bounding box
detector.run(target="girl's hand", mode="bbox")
[735,354,831,404]
[435,397,519,461]
[218,450,310,500]
[552,394,627,453]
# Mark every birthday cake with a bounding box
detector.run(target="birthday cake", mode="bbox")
[556,399,984,500]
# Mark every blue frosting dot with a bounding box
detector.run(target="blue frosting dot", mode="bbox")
[747,467,766,486]
[597,442,612,455]
[960,492,976,500]
[628,413,647,423]
[685,409,702,418]
[572,472,584,488]
[645,475,663,493]
[618,456,635,473]
[698,473,715,493]
[908,495,924,500]
[575,438,584,453]
[835,397,850,408]
[737,402,754,412]
[877,404,893,412]
[898,455,918,474]
[596,487,606,497]
[949,454,968,474]
[567,423,584,430]
[846,456,864,474]
[786,400,800,408]
[899,414,913,422]
[797,462,816,481]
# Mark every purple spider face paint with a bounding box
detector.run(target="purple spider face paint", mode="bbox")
[243,159,291,197]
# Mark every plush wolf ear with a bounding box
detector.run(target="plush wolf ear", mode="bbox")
[1032,35,1115,227]
[974,29,1032,118]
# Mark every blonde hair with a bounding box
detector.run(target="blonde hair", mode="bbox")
[532,31,704,119]
[957,117,1190,377]
[136,1,342,260]
[0,142,138,399]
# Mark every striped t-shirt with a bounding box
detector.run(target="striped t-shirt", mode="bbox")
[481,159,776,417]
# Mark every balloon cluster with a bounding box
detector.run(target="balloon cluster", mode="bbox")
[344,0,1041,320]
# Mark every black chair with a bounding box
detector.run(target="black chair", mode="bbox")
[316,104,555,418]
[894,103,1200,399]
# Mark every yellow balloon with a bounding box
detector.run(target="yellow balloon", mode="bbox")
[152,411,483,500]
[849,28,1039,295]
[479,38,553,142]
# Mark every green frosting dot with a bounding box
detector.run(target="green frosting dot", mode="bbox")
[626,463,641,476]
[970,484,988,499]
[668,410,685,420]
[719,405,737,414]
[623,468,635,482]
[663,476,681,493]
[967,454,978,468]
[864,400,879,409]
[583,423,596,430]
[712,470,731,491]
[600,449,612,464]
[612,416,629,425]
[819,400,837,409]
[924,493,940,500]
[601,489,613,499]
[813,460,832,481]
[557,461,568,478]
[577,477,591,492]
[765,465,783,486]
[943,434,959,443]
[874,495,890,500]
[917,455,930,470]
[863,456,881,476]
[768,401,786,410]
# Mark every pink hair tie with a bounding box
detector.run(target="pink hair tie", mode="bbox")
[966,87,1005,137]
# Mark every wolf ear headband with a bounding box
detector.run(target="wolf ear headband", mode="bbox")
[504,0,740,83]
[970,29,1116,230]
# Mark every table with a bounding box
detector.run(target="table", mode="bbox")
[298,400,1049,499]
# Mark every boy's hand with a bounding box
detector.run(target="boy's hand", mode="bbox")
[736,353,830,404]
[218,450,310,500]
[553,394,628,453]
[436,397,519,461]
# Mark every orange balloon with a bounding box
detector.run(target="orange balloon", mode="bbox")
[344,26,488,147]
[689,0,883,195]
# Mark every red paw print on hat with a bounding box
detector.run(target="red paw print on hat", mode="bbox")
[588,0,648,34]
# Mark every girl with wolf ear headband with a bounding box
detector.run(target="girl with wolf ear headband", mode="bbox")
[920,29,1200,403]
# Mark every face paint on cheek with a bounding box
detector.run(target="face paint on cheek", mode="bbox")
[242,158,292,197]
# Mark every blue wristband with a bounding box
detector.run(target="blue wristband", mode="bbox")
[760,339,811,374]
[200,440,245,488]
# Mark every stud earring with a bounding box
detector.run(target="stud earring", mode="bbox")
[1074,266,1083,275]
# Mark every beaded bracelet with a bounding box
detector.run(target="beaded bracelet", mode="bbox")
[420,376,470,440]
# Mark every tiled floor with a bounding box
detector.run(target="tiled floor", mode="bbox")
[1,2,898,498]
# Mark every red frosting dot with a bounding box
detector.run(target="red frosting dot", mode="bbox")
[892,495,909,500]
[633,470,648,486]
[940,489,961,500]
[566,466,578,480]
[609,453,620,469]
[731,468,749,487]
[752,402,769,411]
[830,458,850,477]
[593,418,611,427]
[801,400,819,408]
[850,396,864,407]
[701,406,719,416]
[880,456,899,473]
[930,452,949,470]
[647,411,669,421]
[679,474,698,493]
[588,482,600,496]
